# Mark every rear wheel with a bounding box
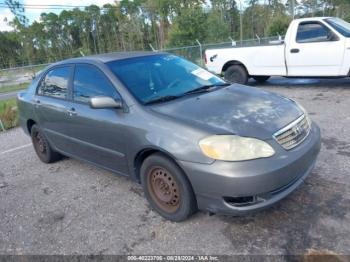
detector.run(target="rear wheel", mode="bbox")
[224,65,248,85]
[252,76,270,83]
[31,124,62,163]
[141,153,197,222]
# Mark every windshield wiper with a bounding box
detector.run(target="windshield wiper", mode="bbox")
[143,83,230,105]
[182,83,230,96]
[144,95,180,105]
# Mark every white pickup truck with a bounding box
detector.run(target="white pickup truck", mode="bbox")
[205,17,350,84]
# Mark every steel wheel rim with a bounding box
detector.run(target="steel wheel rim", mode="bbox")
[226,71,241,83]
[147,166,180,213]
[34,131,47,155]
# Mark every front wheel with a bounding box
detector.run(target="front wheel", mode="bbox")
[141,153,197,222]
[252,76,270,83]
[224,65,248,85]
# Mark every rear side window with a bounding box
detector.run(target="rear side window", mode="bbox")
[37,67,70,99]
[296,22,330,43]
[73,64,117,103]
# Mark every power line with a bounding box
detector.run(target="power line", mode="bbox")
[1,3,92,7]
[0,3,120,10]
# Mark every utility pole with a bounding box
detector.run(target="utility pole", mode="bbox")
[91,19,97,54]
[238,0,243,46]
[240,12,243,45]
[287,0,295,19]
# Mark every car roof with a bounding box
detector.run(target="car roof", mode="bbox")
[293,17,333,23]
[53,51,167,66]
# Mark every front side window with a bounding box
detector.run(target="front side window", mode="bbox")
[296,22,331,43]
[37,67,70,99]
[107,54,225,104]
[73,64,118,103]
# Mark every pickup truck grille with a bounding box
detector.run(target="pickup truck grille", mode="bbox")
[273,114,311,150]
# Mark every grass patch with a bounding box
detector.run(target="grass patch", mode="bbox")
[0,82,29,94]
[0,98,19,131]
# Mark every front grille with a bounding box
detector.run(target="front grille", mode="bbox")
[273,114,311,150]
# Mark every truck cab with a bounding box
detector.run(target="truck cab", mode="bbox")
[205,17,350,84]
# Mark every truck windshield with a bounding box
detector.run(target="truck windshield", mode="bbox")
[107,54,225,104]
[325,18,350,37]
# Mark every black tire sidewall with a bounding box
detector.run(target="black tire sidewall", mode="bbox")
[31,125,60,163]
[224,65,248,85]
[141,153,197,222]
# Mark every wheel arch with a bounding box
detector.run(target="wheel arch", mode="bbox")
[132,147,193,189]
[222,60,249,75]
[26,119,36,134]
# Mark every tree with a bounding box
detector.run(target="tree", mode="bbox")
[167,6,207,47]
[5,0,27,25]
[267,15,291,36]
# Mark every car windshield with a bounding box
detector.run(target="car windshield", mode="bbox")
[107,54,225,104]
[325,18,350,37]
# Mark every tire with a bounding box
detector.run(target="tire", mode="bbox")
[140,153,197,222]
[31,124,62,163]
[224,65,248,85]
[252,76,270,83]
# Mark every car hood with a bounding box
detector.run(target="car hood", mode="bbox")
[150,84,303,140]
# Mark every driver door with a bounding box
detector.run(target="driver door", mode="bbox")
[286,21,345,76]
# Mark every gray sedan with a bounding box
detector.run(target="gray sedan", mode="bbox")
[17,52,321,221]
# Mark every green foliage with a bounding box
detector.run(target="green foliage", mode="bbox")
[167,7,208,47]
[0,98,18,130]
[205,10,230,43]
[267,15,292,36]
[5,0,27,25]
[242,4,271,38]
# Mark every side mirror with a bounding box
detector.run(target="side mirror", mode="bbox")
[327,31,339,41]
[89,96,123,109]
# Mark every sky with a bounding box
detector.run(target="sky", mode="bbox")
[0,0,116,31]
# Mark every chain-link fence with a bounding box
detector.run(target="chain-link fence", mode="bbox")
[0,64,49,89]
[162,35,281,66]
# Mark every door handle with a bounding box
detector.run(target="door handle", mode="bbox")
[34,99,40,108]
[290,48,300,53]
[67,108,77,116]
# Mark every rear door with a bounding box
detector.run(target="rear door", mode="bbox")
[286,21,345,76]
[33,65,73,153]
[64,63,129,175]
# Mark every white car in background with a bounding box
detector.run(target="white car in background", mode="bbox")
[205,17,350,84]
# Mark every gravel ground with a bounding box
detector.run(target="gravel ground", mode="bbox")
[0,77,350,257]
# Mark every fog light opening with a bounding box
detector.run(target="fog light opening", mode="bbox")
[224,195,259,207]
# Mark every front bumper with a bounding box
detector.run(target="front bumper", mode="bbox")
[178,122,321,215]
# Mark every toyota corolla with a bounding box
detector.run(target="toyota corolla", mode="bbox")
[17,52,321,221]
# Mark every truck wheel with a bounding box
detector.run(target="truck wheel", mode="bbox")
[141,153,197,222]
[253,76,270,83]
[224,65,248,85]
[31,124,62,163]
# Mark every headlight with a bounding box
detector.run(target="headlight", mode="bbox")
[199,135,275,161]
